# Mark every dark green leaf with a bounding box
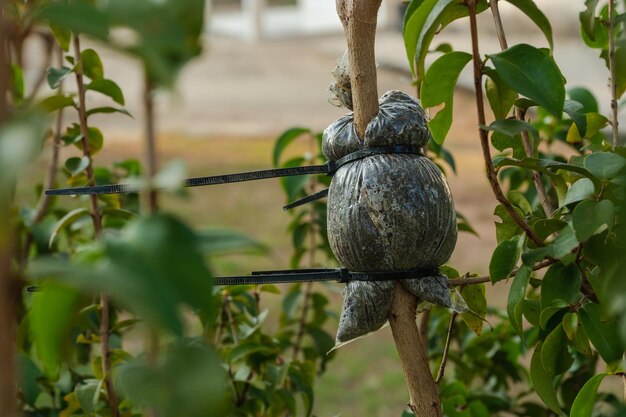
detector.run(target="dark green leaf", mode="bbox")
[85,106,132,118]
[494,204,522,243]
[403,0,426,31]
[540,300,569,330]
[46,66,73,89]
[541,263,581,311]
[489,44,565,118]
[504,0,553,49]
[563,312,579,340]
[86,79,125,105]
[489,236,521,283]
[11,64,24,101]
[579,303,625,363]
[80,49,104,80]
[482,119,537,138]
[568,87,598,113]
[484,68,518,119]
[272,127,310,167]
[229,341,276,363]
[573,199,614,241]
[460,283,486,335]
[36,95,75,113]
[18,353,43,406]
[530,344,564,415]
[541,324,570,376]
[615,44,626,98]
[421,51,472,144]
[563,100,587,137]
[75,382,99,414]
[507,266,530,336]
[570,373,608,417]
[523,225,579,265]
[34,3,109,39]
[583,152,626,180]
[580,0,600,41]
[49,24,71,51]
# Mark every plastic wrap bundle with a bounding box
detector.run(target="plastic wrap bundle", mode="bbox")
[323,90,459,345]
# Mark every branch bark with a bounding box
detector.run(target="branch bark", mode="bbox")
[608,0,619,149]
[73,34,119,417]
[467,0,544,246]
[336,0,381,137]
[489,0,554,218]
[336,1,442,414]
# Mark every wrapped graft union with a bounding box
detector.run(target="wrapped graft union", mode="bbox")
[323,91,459,345]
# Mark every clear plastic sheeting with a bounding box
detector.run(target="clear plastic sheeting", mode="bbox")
[323,90,460,345]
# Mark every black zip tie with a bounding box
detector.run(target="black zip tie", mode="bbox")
[45,145,423,196]
[25,266,439,292]
[283,188,329,210]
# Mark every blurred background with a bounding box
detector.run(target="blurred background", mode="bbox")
[15,0,620,415]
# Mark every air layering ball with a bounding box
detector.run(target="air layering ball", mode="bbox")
[323,91,459,345]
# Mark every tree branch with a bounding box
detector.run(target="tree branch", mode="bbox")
[73,34,119,417]
[336,0,381,137]
[435,312,457,384]
[143,75,158,213]
[467,0,544,246]
[448,257,556,287]
[608,0,619,149]
[489,0,554,218]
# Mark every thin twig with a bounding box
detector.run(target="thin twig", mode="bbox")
[143,75,158,213]
[73,34,119,417]
[435,312,457,384]
[489,0,554,217]
[608,0,619,149]
[448,257,556,287]
[467,0,544,246]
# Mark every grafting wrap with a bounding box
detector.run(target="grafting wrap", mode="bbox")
[323,90,460,345]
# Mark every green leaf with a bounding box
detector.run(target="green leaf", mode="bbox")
[523,225,579,265]
[530,344,564,415]
[46,66,73,89]
[507,266,530,336]
[18,353,43,406]
[403,0,426,31]
[579,303,625,363]
[563,312,579,340]
[504,0,553,49]
[85,106,132,118]
[494,204,522,243]
[580,0,600,41]
[49,24,71,51]
[80,49,104,80]
[34,3,110,39]
[568,87,598,113]
[570,373,609,417]
[482,118,538,138]
[404,0,485,82]
[489,235,521,283]
[541,324,571,376]
[541,263,581,310]
[75,381,99,414]
[30,284,80,377]
[484,68,518,119]
[273,127,310,167]
[49,208,91,247]
[86,79,125,105]
[229,341,276,363]
[11,64,24,102]
[36,95,75,113]
[583,152,626,180]
[566,112,608,143]
[562,178,595,206]
[563,100,587,137]
[421,51,472,144]
[489,44,565,118]
[64,156,90,176]
[460,283,486,335]
[573,199,614,241]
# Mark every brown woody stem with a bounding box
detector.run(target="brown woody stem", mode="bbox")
[489,0,554,217]
[435,312,457,384]
[73,34,119,417]
[608,0,619,149]
[467,0,544,246]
